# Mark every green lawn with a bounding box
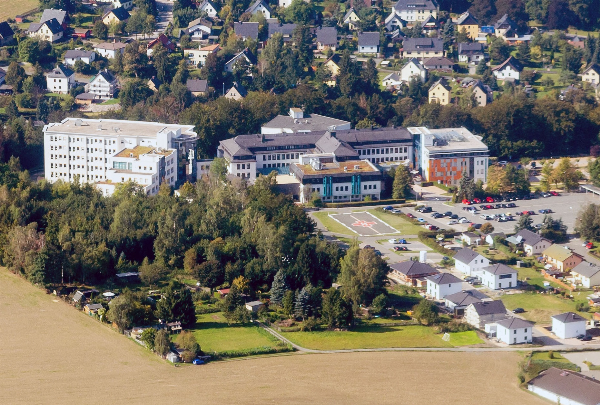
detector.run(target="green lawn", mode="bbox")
[531,351,571,363]
[447,331,484,347]
[367,210,425,235]
[190,312,281,354]
[101,98,120,105]
[281,324,453,350]
[312,211,354,235]
[516,265,563,289]
[499,292,590,324]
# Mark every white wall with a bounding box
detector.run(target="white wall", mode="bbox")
[455,255,490,277]
[497,325,532,344]
[481,271,517,290]
[356,145,412,164]
[493,67,520,80]
[528,385,587,405]
[552,319,587,339]
[427,280,462,299]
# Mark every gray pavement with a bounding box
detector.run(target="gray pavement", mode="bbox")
[562,351,600,378]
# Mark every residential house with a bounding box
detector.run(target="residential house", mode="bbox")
[460,232,480,246]
[324,53,342,77]
[184,44,219,67]
[527,367,600,405]
[102,7,130,25]
[147,76,162,92]
[492,56,522,81]
[384,13,406,31]
[147,34,176,56]
[73,289,98,304]
[112,0,134,9]
[421,15,438,34]
[464,300,507,329]
[506,229,551,256]
[166,351,180,363]
[455,12,479,40]
[224,82,247,100]
[40,8,67,28]
[0,21,14,45]
[485,232,506,245]
[115,272,140,283]
[402,38,444,59]
[552,312,587,339]
[382,72,402,88]
[75,92,96,106]
[28,18,63,43]
[183,18,212,41]
[198,0,219,18]
[454,248,490,277]
[358,32,380,54]
[422,57,453,71]
[84,303,104,314]
[458,42,485,63]
[400,58,427,83]
[85,70,118,100]
[426,272,463,299]
[268,23,296,41]
[94,42,126,59]
[389,261,439,286]
[494,14,517,39]
[245,300,264,312]
[186,79,208,97]
[444,290,483,315]
[471,80,493,106]
[428,78,451,105]
[234,22,259,41]
[542,245,584,271]
[245,0,271,19]
[481,263,517,290]
[224,48,257,74]
[567,35,585,49]
[387,0,439,25]
[46,65,75,94]
[582,63,600,85]
[64,50,96,66]
[316,27,337,51]
[569,261,600,288]
[343,8,360,30]
[495,317,533,344]
[72,28,91,39]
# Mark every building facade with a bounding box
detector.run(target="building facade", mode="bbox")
[496,317,533,344]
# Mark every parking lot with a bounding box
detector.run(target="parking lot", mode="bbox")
[408,192,599,234]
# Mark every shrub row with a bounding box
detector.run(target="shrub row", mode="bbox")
[195,306,220,314]
[325,199,405,208]
[211,345,294,359]
[418,231,457,257]
[529,359,581,372]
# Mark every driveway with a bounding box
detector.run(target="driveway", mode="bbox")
[154,0,173,34]
[562,351,600,379]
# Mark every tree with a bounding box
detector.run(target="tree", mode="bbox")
[539,215,567,242]
[552,157,579,191]
[412,299,439,325]
[93,19,108,40]
[151,43,171,83]
[489,36,511,62]
[392,166,413,199]
[222,283,246,323]
[480,222,495,234]
[456,27,469,44]
[370,293,388,315]
[476,58,487,75]
[155,281,196,327]
[5,62,26,92]
[176,331,200,362]
[516,42,531,65]
[321,288,353,328]
[140,328,156,350]
[457,171,476,201]
[123,41,149,77]
[18,39,41,64]
[514,214,534,232]
[270,269,288,305]
[540,161,554,191]
[106,293,137,332]
[139,257,166,286]
[154,329,171,357]
[486,165,511,195]
[119,78,153,108]
[576,204,600,241]
[589,158,600,186]
[338,243,389,306]
[282,289,295,318]
[294,285,322,320]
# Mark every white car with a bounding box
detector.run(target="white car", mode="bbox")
[388,239,399,244]
[448,220,458,225]
[391,209,401,214]
[480,214,490,220]
[459,218,470,224]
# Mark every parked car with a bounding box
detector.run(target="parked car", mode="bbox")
[486,196,495,203]
[498,161,508,165]
[427,225,439,231]
[586,242,593,249]
[576,334,586,340]
[444,211,453,217]
[432,213,443,218]
[507,203,517,208]
[541,192,551,198]
[406,213,415,218]
[193,359,205,365]
[471,223,481,229]
[389,238,400,244]
[417,206,432,213]
[485,205,494,210]
[364,245,374,249]
[527,211,536,215]
[496,216,508,222]
[393,246,408,251]
[448,219,458,225]
[480,214,492,220]
[512,308,525,314]
[450,214,459,219]
[581,335,593,341]
[534,224,542,229]
[383,206,394,211]
[539,209,552,214]
[459,217,470,223]
[417,218,427,223]
[391,209,401,214]
[462,199,471,205]
[472,198,482,204]
[550,191,560,196]
[480,205,488,210]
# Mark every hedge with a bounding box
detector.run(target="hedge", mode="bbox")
[210,345,294,359]
[324,199,406,208]
[418,231,458,257]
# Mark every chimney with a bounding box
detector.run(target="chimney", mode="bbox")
[261,134,265,143]
[330,131,336,138]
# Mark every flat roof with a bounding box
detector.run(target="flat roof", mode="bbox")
[294,160,378,175]
[409,127,489,152]
[44,118,197,139]
[115,145,155,158]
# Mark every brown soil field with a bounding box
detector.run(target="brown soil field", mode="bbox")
[0,269,546,405]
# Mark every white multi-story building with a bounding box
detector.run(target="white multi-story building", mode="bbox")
[43,118,198,195]
[386,0,439,24]
[46,65,75,94]
[481,263,518,290]
[184,44,219,67]
[426,272,463,300]
[495,317,533,344]
[453,248,490,277]
[551,312,587,339]
[85,70,118,100]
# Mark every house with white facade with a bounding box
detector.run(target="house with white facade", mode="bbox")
[460,232,480,246]
[569,261,600,288]
[182,18,212,41]
[386,0,438,26]
[527,367,600,405]
[245,0,271,18]
[551,312,587,339]
[46,65,75,94]
[382,72,402,88]
[198,0,219,18]
[402,38,444,59]
[464,300,507,329]
[28,18,63,43]
[185,44,219,67]
[453,248,490,277]
[64,50,96,66]
[342,8,360,30]
[94,42,127,59]
[43,118,198,191]
[426,272,463,299]
[316,26,337,51]
[481,263,517,290]
[400,58,427,83]
[506,229,550,256]
[224,82,247,100]
[495,317,533,345]
[582,63,600,86]
[224,48,257,74]
[234,22,259,41]
[358,32,380,54]
[85,70,118,100]
[492,56,522,81]
[444,290,483,315]
[458,42,485,63]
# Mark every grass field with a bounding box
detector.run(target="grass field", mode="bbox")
[0,0,38,22]
[531,351,572,363]
[500,292,590,323]
[101,98,121,105]
[191,312,281,354]
[312,211,355,235]
[0,268,546,404]
[367,210,425,235]
[447,331,484,347]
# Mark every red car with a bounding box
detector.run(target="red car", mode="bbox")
[485,205,493,209]
[406,213,415,218]
[394,246,408,251]
[462,199,471,205]
[472,198,482,204]
[486,196,495,203]
[550,191,560,196]
[587,242,594,249]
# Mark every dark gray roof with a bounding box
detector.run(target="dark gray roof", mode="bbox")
[495,14,516,30]
[527,367,600,405]
[426,272,463,285]
[30,18,63,34]
[186,17,212,29]
[47,65,74,79]
[65,50,95,59]
[470,300,506,315]
[496,317,534,329]
[316,26,337,45]
[104,7,130,21]
[456,12,478,26]
[514,229,546,246]
[492,56,523,73]
[445,290,483,306]
[75,92,96,100]
[403,37,443,52]
[422,57,454,68]
[584,63,600,75]
[358,32,380,47]
[94,70,117,84]
[482,263,517,275]
[422,15,437,26]
[552,312,587,324]
[41,8,67,25]
[245,0,271,14]
[85,303,104,310]
[234,22,259,40]
[225,48,257,67]
[262,113,350,132]
[571,261,600,278]
[429,77,451,92]
[315,133,358,158]
[0,21,14,38]
[229,81,247,97]
[268,23,296,38]
[186,78,208,93]
[343,8,358,22]
[449,248,481,265]
[458,42,483,54]
[389,261,439,277]
[199,0,219,12]
[394,0,438,12]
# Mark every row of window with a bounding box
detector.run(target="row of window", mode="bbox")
[358,147,408,156]
[261,153,300,161]
[367,156,406,164]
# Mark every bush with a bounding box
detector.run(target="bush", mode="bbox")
[300,317,319,331]
[195,306,220,314]
[212,344,294,359]
[575,302,590,312]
